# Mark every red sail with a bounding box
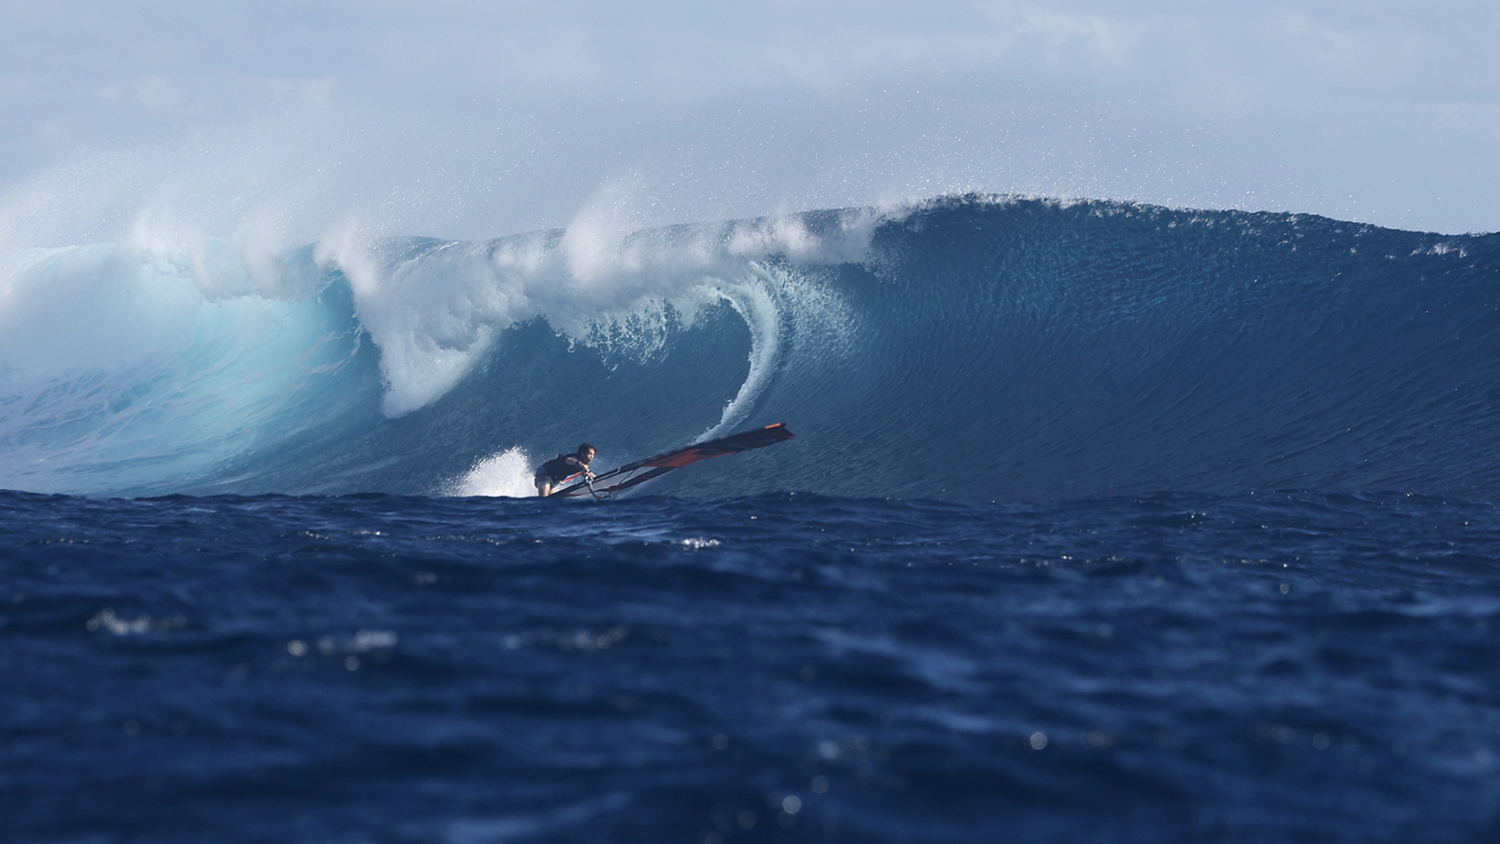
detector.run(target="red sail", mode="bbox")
[555,423,795,499]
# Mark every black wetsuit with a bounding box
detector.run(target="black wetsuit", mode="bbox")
[536,454,589,484]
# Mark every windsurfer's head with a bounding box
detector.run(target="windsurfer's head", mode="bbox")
[577,443,596,463]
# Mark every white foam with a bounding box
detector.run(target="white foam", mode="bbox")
[700,260,858,439]
[697,275,780,440]
[0,144,881,441]
[449,447,538,497]
[310,197,879,419]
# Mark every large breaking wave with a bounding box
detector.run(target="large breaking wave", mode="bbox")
[3,195,1498,500]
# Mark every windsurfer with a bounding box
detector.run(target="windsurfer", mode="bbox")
[534,444,596,497]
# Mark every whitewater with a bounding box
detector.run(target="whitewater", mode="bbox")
[4,195,1500,843]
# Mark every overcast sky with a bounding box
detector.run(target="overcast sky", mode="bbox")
[2,0,1498,244]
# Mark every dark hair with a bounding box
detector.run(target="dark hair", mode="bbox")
[578,443,596,456]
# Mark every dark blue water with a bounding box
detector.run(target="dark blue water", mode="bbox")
[5,196,1500,841]
[4,489,1499,843]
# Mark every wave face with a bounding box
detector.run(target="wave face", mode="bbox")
[2,196,1499,499]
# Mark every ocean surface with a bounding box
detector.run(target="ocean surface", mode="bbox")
[3,196,1500,842]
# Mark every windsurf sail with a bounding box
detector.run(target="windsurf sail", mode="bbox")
[554,423,795,499]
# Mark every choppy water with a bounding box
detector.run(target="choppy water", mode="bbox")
[4,489,1499,843]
